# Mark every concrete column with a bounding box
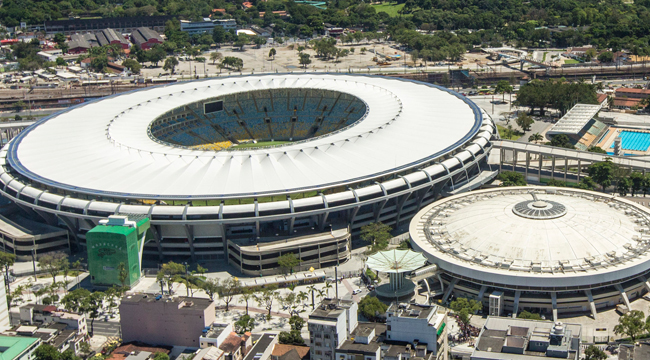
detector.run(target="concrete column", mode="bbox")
[564,157,568,182]
[442,278,458,303]
[499,148,503,172]
[577,159,582,182]
[538,153,542,178]
[477,285,487,303]
[585,290,597,320]
[525,152,529,180]
[551,156,556,179]
[616,283,632,310]
[513,149,517,171]
[513,290,521,318]
[551,292,558,322]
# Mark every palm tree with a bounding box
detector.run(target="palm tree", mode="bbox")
[307,285,317,309]
[323,281,333,298]
[528,133,543,143]
[297,291,308,308]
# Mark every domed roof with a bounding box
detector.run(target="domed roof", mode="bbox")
[366,249,427,273]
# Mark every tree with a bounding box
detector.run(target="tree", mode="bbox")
[152,353,169,360]
[39,253,66,283]
[254,36,267,48]
[62,289,104,335]
[298,53,311,68]
[577,176,597,190]
[56,57,66,67]
[617,177,632,196]
[235,34,250,50]
[583,345,607,360]
[515,112,534,132]
[279,330,305,345]
[358,296,388,320]
[117,262,128,288]
[278,253,300,274]
[254,285,279,320]
[588,159,616,191]
[239,288,254,315]
[212,26,227,44]
[0,252,15,294]
[53,33,66,45]
[497,171,526,186]
[631,172,645,196]
[450,298,482,326]
[360,222,392,251]
[218,277,241,311]
[210,52,223,65]
[269,48,277,60]
[235,314,256,333]
[163,56,179,74]
[598,51,614,63]
[122,59,141,74]
[220,56,244,71]
[518,310,543,320]
[588,146,607,153]
[34,344,63,360]
[78,342,92,360]
[147,45,167,66]
[614,310,650,342]
[289,315,305,331]
[528,133,543,143]
[201,278,220,302]
[495,80,513,101]
[90,55,108,73]
[156,261,185,295]
[548,134,576,149]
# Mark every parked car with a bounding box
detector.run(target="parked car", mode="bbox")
[352,289,362,295]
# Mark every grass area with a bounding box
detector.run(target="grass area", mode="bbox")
[497,124,523,140]
[234,141,291,149]
[542,52,548,62]
[370,2,405,16]
[564,59,579,64]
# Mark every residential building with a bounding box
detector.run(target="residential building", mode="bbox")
[335,323,385,360]
[250,25,272,38]
[612,87,650,109]
[218,332,252,360]
[242,334,278,360]
[96,28,129,49]
[386,303,446,353]
[119,294,216,348]
[308,299,358,360]
[44,16,173,35]
[180,19,237,35]
[270,344,310,360]
[0,336,41,360]
[13,323,84,354]
[131,27,163,50]
[18,304,88,335]
[471,317,582,360]
[200,322,233,348]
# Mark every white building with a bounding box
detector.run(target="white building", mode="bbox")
[180,18,236,35]
[335,323,384,360]
[200,322,233,348]
[18,305,88,335]
[386,303,446,353]
[0,276,9,332]
[308,299,358,360]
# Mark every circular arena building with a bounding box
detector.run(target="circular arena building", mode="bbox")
[410,186,650,320]
[0,74,496,275]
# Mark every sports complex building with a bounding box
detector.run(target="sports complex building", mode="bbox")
[410,186,650,320]
[0,74,497,275]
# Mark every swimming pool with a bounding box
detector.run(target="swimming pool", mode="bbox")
[610,131,650,152]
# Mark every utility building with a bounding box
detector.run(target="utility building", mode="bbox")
[87,215,150,288]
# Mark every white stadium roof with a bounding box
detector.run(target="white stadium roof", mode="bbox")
[547,103,602,135]
[7,74,482,200]
[410,187,650,289]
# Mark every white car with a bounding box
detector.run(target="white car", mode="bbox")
[352,289,362,295]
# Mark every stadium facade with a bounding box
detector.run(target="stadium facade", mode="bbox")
[0,74,496,275]
[410,186,650,319]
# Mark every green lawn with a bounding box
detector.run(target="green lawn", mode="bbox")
[370,2,405,16]
[564,59,579,64]
[497,125,522,140]
[234,141,291,149]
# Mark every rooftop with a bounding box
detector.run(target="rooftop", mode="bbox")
[547,103,602,135]
[336,323,386,355]
[366,249,427,274]
[219,333,243,353]
[387,303,435,320]
[121,294,214,310]
[309,298,355,320]
[0,336,39,360]
[271,344,309,359]
[410,187,650,289]
[106,344,171,360]
[243,333,276,360]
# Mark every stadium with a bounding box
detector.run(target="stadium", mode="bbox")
[0,74,497,275]
[409,186,650,320]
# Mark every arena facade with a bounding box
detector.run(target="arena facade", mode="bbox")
[0,74,496,275]
[410,186,650,320]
